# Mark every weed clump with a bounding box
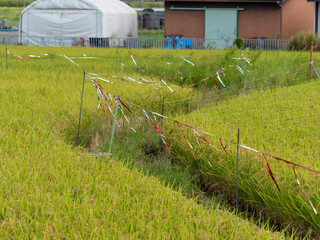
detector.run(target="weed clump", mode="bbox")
[289,32,320,51]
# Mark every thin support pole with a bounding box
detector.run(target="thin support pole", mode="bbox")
[116,39,119,73]
[6,40,8,69]
[77,72,86,146]
[236,128,240,210]
[237,80,239,96]
[161,96,165,146]
[108,96,120,158]
[240,48,245,90]
[159,94,164,147]
[140,3,144,38]
[162,97,165,117]
[309,42,314,82]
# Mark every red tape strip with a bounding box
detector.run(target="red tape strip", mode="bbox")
[219,138,228,156]
[176,121,196,159]
[264,153,320,174]
[119,97,133,113]
[150,119,165,138]
[149,118,172,158]
[142,114,152,137]
[195,133,202,148]
[201,75,208,87]
[161,137,172,159]
[262,153,281,192]
[210,76,219,92]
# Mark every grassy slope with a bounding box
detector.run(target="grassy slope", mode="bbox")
[0,0,33,7]
[128,1,164,8]
[166,80,320,235]
[0,46,281,238]
[0,7,22,27]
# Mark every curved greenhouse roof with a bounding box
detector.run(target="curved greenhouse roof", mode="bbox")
[19,0,138,39]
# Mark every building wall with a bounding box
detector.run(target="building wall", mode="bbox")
[282,0,314,39]
[165,2,282,39]
[165,2,205,38]
[238,4,281,39]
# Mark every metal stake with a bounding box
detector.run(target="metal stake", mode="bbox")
[77,72,86,146]
[236,128,240,210]
[6,40,8,69]
[160,96,165,147]
[108,96,120,158]
[162,97,165,118]
[309,42,314,82]
[240,48,245,89]
[116,39,119,73]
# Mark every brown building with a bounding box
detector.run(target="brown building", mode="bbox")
[165,0,314,40]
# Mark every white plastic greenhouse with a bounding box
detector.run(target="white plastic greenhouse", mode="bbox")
[19,0,138,46]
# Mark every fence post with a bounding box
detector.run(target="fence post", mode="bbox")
[162,97,165,118]
[240,48,245,89]
[77,72,86,146]
[5,39,8,69]
[116,38,119,73]
[236,128,240,210]
[108,96,120,158]
[159,95,165,147]
[309,42,314,82]
[237,78,239,96]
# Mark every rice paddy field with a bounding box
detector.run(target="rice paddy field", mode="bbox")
[166,81,320,235]
[0,45,319,238]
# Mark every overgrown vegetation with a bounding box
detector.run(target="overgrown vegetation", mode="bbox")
[0,7,22,27]
[139,29,164,38]
[0,0,33,7]
[127,1,164,8]
[289,32,320,51]
[233,37,243,49]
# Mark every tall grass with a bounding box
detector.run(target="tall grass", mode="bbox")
[289,32,320,51]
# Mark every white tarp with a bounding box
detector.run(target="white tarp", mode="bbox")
[19,0,138,46]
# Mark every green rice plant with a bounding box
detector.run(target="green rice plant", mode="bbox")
[0,45,316,238]
[104,48,312,93]
[3,45,314,94]
[165,80,320,237]
[0,45,284,239]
